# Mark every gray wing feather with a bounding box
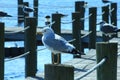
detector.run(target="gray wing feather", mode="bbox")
[43,34,74,52]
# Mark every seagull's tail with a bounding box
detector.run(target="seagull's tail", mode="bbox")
[116,29,120,32]
[6,15,12,17]
[102,0,112,3]
[71,49,85,55]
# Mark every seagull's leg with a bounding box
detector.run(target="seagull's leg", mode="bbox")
[52,53,58,64]
[56,54,60,64]
[52,53,55,64]
[51,53,61,64]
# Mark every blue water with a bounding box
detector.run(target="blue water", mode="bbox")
[1,0,120,79]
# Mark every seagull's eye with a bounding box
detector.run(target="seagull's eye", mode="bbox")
[44,30,46,32]
[44,29,48,32]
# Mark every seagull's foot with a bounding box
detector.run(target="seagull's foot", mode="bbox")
[73,54,81,58]
[52,53,60,64]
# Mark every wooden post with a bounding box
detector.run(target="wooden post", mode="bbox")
[75,1,85,12]
[110,3,117,26]
[0,22,5,80]
[18,0,24,24]
[75,1,85,30]
[110,3,117,38]
[51,13,61,64]
[33,0,38,26]
[23,2,29,17]
[102,5,109,23]
[102,5,110,41]
[52,13,61,34]
[45,64,74,80]
[25,17,37,77]
[89,7,97,49]
[96,42,117,80]
[72,12,82,58]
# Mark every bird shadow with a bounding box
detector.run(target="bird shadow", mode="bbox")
[74,68,87,72]
[74,61,95,72]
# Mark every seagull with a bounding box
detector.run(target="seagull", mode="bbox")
[41,27,84,64]
[23,6,35,14]
[97,21,120,36]
[83,2,88,8]
[56,11,68,18]
[0,11,12,17]
[102,0,112,3]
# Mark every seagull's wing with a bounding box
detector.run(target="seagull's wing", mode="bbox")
[55,34,67,43]
[101,24,118,33]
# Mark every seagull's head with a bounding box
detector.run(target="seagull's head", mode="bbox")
[96,21,106,26]
[41,27,54,35]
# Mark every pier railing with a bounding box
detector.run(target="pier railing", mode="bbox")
[0,17,38,80]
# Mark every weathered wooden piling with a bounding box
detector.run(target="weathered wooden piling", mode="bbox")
[89,7,97,49]
[102,5,109,23]
[23,2,29,17]
[96,42,117,80]
[75,1,85,30]
[52,13,61,34]
[72,12,82,58]
[18,0,24,24]
[75,1,85,12]
[0,22,5,80]
[33,0,38,25]
[51,13,62,64]
[110,3,117,38]
[102,5,110,41]
[110,3,117,26]
[24,17,37,77]
[45,64,74,80]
